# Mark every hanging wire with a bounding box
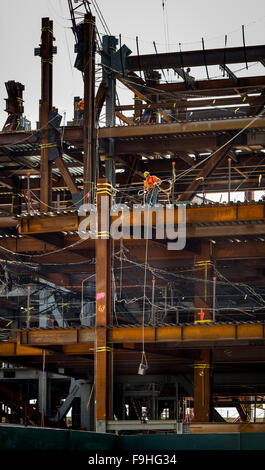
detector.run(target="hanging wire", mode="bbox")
[97,12,265,48]
[0,237,86,258]
[112,237,119,326]
[116,247,265,310]
[140,206,151,371]
[90,0,111,36]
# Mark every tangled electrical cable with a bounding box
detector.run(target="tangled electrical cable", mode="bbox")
[114,246,265,314]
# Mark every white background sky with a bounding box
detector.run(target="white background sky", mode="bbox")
[1,0,265,128]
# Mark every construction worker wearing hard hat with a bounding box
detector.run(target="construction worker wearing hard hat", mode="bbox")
[143,171,161,206]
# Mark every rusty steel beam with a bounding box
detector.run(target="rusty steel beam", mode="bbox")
[0,115,260,150]
[0,217,18,228]
[111,323,265,344]
[63,126,83,143]
[115,95,264,112]
[95,82,108,123]
[95,179,113,432]
[215,240,265,260]
[2,81,25,132]
[18,328,94,346]
[127,240,265,263]
[18,213,80,234]
[0,114,256,148]
[0,342,48,357]
[117,75,172,123]
[18,202,265,235]
[0,127,82,146]
[54,155,79,195]
[0,236,57,254]
[178,143,232,201]
[114,135,219,155]
[83,13,96,204]
[193,349,213,422]
[0,125,81,148]
[39,18,54,211]
[186,222,265,239]
[127,45,265,71]
[99,117,265,139]
[117,75,148,102]
[8,322,265,348]
[3,237,265,263]
[234,399,250,422]
[143,75,265,95]
[116,111,135,126]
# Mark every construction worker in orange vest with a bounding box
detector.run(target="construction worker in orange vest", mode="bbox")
[77,98,84,124]
[143,171,161,206]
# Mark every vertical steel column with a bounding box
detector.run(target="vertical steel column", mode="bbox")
[102,36,118,186]
[39,18,54,212]
[95,178,113,433]
[3,81,25,131]
[83,13,96,204]
[193,349,213,422]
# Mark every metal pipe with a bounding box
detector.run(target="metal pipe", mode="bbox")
[39,18,54,211]
[83,13,96,204]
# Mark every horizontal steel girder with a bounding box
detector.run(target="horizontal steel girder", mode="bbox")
[127,45,265,71]
[144,75,265,95]
[0,115,265,147]
[2,322,264,348]
[17,202,265,236]
[98,117,265,139]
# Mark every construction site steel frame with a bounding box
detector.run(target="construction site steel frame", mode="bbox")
[1,5,265,438]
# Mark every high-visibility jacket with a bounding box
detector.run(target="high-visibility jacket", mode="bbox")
[78,100,84,110]
[144,175,160,190]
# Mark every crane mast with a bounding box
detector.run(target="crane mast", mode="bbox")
[68,0,91,43]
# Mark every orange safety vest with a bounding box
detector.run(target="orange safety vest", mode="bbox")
[144,175,160,190]
[78,100,84,110]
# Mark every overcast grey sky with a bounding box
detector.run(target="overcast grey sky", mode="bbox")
[1,0,265,128]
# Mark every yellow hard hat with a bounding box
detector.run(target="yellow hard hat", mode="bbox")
[144,171,150,177]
